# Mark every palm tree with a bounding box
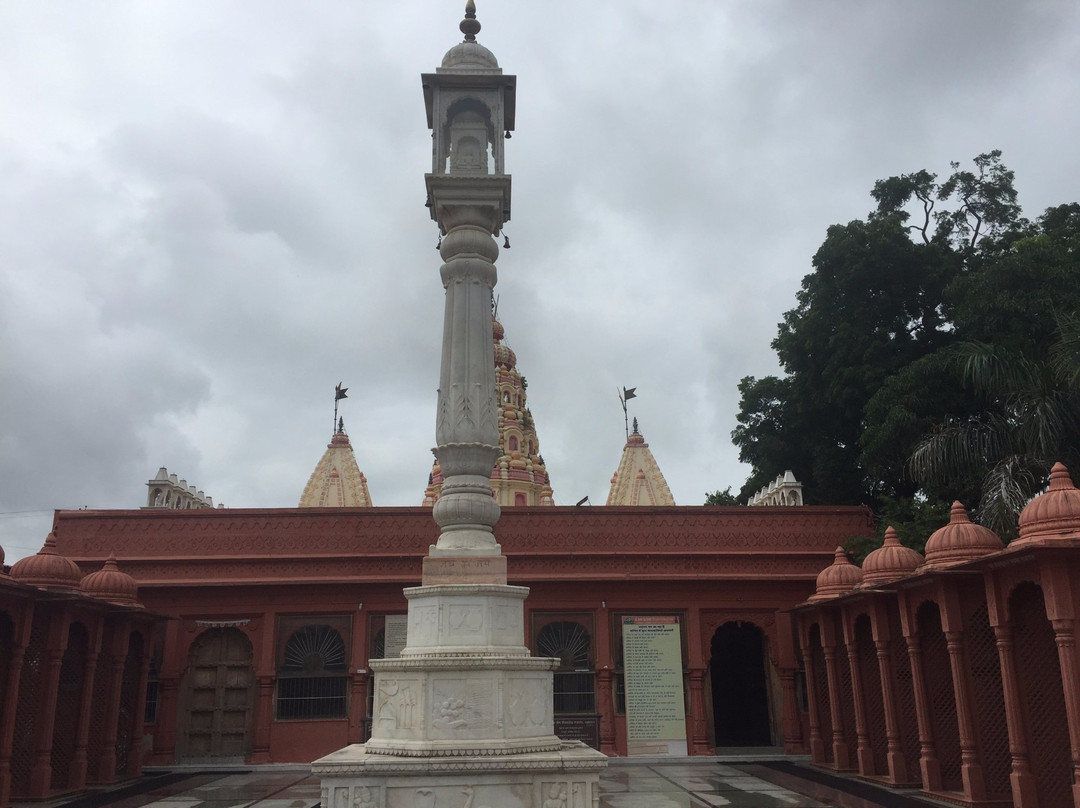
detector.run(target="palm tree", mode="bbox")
[910,315,1080,537]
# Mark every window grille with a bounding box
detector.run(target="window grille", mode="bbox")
[275,623,348,720]
[144,650,161,723]
[536,619,595,713]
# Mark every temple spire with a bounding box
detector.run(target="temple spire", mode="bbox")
[299,420,373,508]
[424,313,554,506]
[606,421,675,506]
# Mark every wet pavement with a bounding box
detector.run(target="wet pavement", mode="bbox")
[19,757,947,808]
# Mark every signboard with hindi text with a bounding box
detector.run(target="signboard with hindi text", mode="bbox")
[622,616,687,755]
[383,614,408,659]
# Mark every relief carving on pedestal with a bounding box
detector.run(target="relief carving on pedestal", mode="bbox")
[541,783,566,808]
[572,782,586,808]
[376,679,418,729]
[411,605,439,641]
[449,605,484,634]
[508,681,547,728]
[353,785,380,808]
[432,679,492,731]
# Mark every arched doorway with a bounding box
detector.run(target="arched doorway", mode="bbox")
[709,621,772,746]
[178,628,255,760]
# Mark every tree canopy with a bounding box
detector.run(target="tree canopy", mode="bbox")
[732,152,1080,544]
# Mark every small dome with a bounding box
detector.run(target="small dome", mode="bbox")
[808,547,863,602]
[10,533,83,591]
[494,342,516,369]
[81,555,140,606]
[441,40,499,71]
[492,317,505,341]
[860,527,923,586]
[923,501,1003,567]
[1015,462,1080,545]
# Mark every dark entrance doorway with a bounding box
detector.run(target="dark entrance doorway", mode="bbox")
[709,621,772,746]
[178,628,254,760]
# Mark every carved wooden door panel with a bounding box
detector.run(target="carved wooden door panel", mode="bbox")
[180,628,254,759]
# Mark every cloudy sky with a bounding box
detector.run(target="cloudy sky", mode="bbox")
[2,1,1079,563]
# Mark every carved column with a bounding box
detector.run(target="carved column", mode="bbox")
[687,667,710,755]
[27,646,64,796]
[874,639,908,784]
[0,608,32,808]
[428,200,504,559]
[1051,619,1080,808]
[778,669,802,754]
[799,633,826,765]
[843,637,873,775]
[69,637,102,790]
[596,668,617,756]
[251,675,275,764]
[822,645,849,769]
[993,625,1037,807]
[944,630,986,801]
[151,678,179,765]
[94,637,128,784]
[348,670,369,744]
[125,633,154,778]
[904,635,941,792]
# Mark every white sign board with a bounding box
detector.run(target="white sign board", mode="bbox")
[622,616,687,755]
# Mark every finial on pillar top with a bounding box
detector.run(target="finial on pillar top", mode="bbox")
[460,1,481,42]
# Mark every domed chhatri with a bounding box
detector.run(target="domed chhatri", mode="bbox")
[808,547,863,602]
[1015,462,1080,545]
[81,555,140,606]
[440,1,500,71]
[923,501,1003,568]
[859,527,923,587]
[10,532,83,591]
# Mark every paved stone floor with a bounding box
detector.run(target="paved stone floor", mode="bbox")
[19,758,947,808]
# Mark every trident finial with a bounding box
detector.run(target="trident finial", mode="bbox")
[460,1,480,42]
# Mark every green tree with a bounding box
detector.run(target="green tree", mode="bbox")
[910,315,1080,537]
[704,487,740,505]
[731,154,1077,542]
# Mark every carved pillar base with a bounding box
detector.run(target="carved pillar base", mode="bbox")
[596,668,617,756]
[687,668,710,756]
[250,675,274,764]
[315,583,606,806]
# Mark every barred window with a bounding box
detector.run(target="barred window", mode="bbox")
[143,647,161,723]
[276,623,348,720]
[535,617,595,714]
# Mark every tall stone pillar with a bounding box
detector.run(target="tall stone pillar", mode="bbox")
[904,636,942,791]
[797,629,827,765]
[992,625,1038,807]
[314,6,606,805]
[944,630,987,801]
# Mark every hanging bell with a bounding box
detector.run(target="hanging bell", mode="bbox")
[504,130,512,139]
[436,234,442,250]
[503,235,511,249]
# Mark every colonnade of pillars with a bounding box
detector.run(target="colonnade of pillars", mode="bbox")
[0,600,155,808]
[798,552,1080,807]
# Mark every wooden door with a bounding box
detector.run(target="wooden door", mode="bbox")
[179,628,254,760]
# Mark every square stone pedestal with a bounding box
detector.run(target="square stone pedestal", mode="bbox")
[314,741,606,808]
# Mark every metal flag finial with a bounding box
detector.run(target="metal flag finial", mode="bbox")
[334,382,349,435]
[618,386,638,441]
[460,1,480,42]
